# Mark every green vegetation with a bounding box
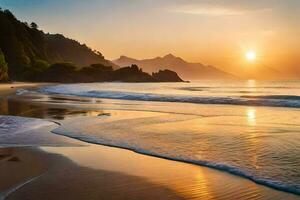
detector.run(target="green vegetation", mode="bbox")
[0,48,9,82]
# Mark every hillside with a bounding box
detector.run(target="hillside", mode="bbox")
[34,63,184,83]
[0,9,116,81]
[114,54,235,80]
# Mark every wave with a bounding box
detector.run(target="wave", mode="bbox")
[0,115,60,146]
[0,115,53,135]
[181,86,300,91]
[39,86,300,108]
[51,128,300,195]
[242,95,300,100]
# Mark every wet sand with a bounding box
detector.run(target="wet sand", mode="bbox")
[0,82,53,96]
[0,144,299,200]
[1,147,184,200]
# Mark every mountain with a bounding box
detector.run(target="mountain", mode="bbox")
[0,9,117,81]
[114,54,235,80]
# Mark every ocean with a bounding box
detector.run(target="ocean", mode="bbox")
[2,80,300,195]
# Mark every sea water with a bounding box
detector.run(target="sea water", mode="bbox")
[9,80,300,194]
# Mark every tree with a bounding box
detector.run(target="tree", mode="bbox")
[41,63,78,82]
[30,22,38,29]
[21,59,49,81]
[90,64,113,71]
[0,49,9,82]
[3,9,16,19]
[33,59,50,72]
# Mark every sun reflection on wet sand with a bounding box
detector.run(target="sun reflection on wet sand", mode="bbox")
[193,171,214,200]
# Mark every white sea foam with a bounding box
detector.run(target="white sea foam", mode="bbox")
[0,116,63,146]
[0,115,53,135]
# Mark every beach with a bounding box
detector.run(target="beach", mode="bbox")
[0,82,300,200]
[1,1,300,199]
[0,144,298,200]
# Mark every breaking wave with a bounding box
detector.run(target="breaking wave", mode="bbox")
[38,85,300,108]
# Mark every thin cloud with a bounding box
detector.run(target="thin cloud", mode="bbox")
[169,4,273,16]
[172,7,244,16]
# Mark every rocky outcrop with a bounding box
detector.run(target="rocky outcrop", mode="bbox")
[152,70,183,82]
[113,65,154,82]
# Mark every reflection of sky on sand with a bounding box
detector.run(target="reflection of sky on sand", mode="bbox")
[0,93,106,120]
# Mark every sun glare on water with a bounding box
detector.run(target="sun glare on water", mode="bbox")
[246,51,256,62]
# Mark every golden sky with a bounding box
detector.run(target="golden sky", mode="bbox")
[2,0,300,76]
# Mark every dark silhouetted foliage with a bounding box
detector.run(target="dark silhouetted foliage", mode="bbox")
[152,69,183,82]
[35,63,183,83]
[38,62,78,82]
[78,64,114,82]
[30,22,38,29]
[113,64,154,82]
[0,48,9,82]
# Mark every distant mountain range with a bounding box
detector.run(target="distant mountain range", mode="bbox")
[114,54,235,80]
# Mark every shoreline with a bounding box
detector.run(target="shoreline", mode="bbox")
[0,82,55,96]
[51,129,300,196]
[1,144,299,200]
[1,82,299,199]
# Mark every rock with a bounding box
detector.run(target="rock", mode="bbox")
[152,70,184,82]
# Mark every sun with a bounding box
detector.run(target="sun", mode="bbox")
[245,51,256,62]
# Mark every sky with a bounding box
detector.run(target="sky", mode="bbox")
[1,0,300,75]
